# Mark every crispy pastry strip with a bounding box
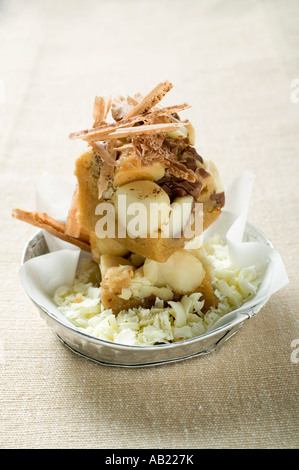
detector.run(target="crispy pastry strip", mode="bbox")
[84,121,188,143]
[93,96,112,128]
[69,103,190,142]
[123,80,173,119]
[69,114,144,141]
[90,142,117,166]
[65,186,82,238]
[145,103,190,118]
[12,207,91,252]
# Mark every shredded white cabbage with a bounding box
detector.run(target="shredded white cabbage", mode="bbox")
[53,236,262,346]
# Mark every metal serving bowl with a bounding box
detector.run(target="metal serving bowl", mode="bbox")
[21,224,271,367]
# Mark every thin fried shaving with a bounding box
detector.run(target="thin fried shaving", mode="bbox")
[65,186,81,238]
[69,82,196,185]
[69,105,187,141]
[126,95,141,107]
[12,208,91,252]
[143,103,190,119]
[69,114,145,141]
[123,81,173,119]
[85,121,188,142]
[93,96,112,127]
[90,142,116,166]
[70,103,189,142]
[114,143,134,151]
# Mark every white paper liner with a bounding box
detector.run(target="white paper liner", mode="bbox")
[19,169,289,336]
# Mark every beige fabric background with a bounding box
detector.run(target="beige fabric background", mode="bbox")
[1,0,298,449]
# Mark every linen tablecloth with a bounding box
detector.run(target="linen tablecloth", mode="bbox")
[1,0,298,449]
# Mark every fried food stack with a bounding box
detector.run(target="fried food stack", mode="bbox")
[13,81,225,315]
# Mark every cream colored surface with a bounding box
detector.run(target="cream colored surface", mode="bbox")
[1,0,298,449]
